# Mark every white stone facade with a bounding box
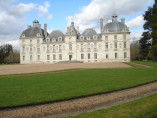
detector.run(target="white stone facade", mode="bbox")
[20,15,130,64]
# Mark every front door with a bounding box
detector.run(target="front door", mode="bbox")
[69,55,72,61]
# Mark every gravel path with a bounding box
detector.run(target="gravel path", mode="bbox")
[0,62,130,75]
[129,62,153,68]
[0,81,157,118]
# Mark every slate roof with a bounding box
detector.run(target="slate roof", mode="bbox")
[48,30,64,39]
[20,27,46,38]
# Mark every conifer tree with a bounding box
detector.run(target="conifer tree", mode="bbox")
[140,0,157,60]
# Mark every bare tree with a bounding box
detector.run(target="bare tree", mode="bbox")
[130,37,142,61]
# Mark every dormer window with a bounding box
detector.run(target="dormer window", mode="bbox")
[58,37,62,42]
[46,39,50,42]
[87,36,90,40]
[37,33,40,37]
[80,36,84,40]
[22,34,25,38]
[93,35,97,40]
[52,38,56,42]
[104,29,108,32]
[122,28,127,32]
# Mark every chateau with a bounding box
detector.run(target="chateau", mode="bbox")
[20,14,130,64]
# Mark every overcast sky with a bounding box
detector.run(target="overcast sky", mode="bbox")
[0,0,154,49]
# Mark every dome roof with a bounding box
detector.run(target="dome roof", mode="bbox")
[20,27,46,38]
[48,30,64,39]
[82,28,97,39]
[103,22,129,33]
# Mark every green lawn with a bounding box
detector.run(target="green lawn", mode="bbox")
[67,93,157,118]
[0,67,157,108]
[133,61,157,67]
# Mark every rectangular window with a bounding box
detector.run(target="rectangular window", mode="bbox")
[94,43,97,49]
[105,36,108,40]
[23,56,25,61]
[53,54,56,60]
[37,47,40,52]
[124,52,127,58]
[23,47,25,52]
[81,44,83,50]
[47,55,50,60]
[94,53,97,59]
[59,54,62,60]
[47,45,49,51]
[81,54,84,59]
[69,44,72,50]
[114,35,117,40]
[124,42,126,48]
[87,43,90,49]
[123,35,126,39]
[30,55,32,61]
[105,43,108,49]
[114,42,117,49]
[88,53,90,59]
[22,40,25,44]
[37,39,40,44]
[59,45,62,51]
[30,47,32,52]
[53,45,55,52]
[106,54,109,59]
[37,55,40,61]
[115,53,118,59]
[30,40,32,44]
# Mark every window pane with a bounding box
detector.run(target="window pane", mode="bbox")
[105,43,108,49]
[59,54,62,60]
[124,42,126,48]
[105,36,108,40]
[81,54,84,59]
[94,53,97,59]
[106,54,108,59]
[88,53,90,59]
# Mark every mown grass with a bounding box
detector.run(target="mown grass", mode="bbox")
[133,61,157,67]
[67,93,157,118]
[0,67,157,108]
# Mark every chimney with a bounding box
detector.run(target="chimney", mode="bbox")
[44,24,47,37]
[121,18,125,23]
[100,18,103,33]
[27,25,31,28]
[66,27,70,34]
[76,26,79,34]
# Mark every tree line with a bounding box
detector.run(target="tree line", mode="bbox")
[0,44,20,64]
[131,0,157,61]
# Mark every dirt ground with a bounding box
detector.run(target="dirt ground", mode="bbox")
[0,62,130,75]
